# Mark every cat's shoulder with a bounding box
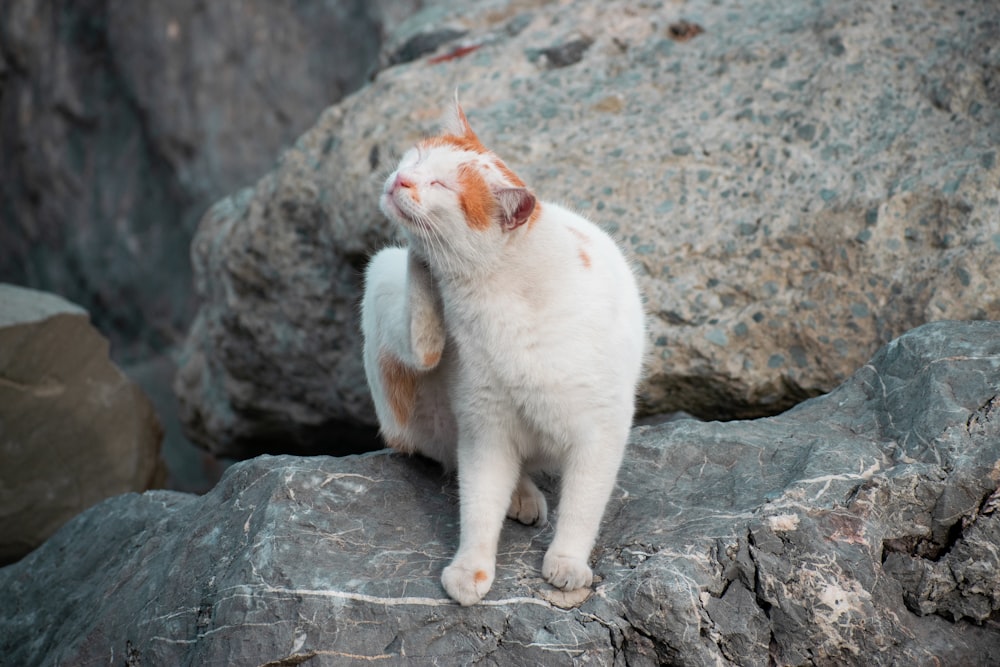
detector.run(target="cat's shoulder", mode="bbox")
[536,201,621,249]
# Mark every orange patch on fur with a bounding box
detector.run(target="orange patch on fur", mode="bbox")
[473,570,488,584]
[457,164,494,230]
[422,350,441,368]
[526,201,543,229]
[493,157,526,188]
[422,133,488,156]
[568,226,591,262]
[423,133,526,185]
[379,351,417,426]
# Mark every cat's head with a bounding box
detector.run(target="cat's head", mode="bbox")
[380,97,538,269]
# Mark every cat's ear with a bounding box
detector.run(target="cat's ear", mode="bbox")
[494,188,536,231]
[443,91,477,139]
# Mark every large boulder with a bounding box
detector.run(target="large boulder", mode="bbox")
[0,284,164,564]
[7,321,1000,664]
[174,0,1000,457]
[0,0,422,362]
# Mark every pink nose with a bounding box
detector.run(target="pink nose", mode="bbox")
[393,173,415,191]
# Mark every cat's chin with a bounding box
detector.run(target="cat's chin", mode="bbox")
[381,194,431,234]
[379,193,404,221]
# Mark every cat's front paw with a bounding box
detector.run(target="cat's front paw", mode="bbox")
[441,559,495,606]
[542,552,593,591]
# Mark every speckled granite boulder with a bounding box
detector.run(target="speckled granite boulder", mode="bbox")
[10,321,1000,665]
[175,0,1000,455]
[0,284,164,564]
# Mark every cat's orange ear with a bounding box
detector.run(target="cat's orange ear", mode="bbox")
[443,91,477,139]
[495,188,536,231]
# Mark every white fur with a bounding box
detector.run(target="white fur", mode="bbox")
[361,100,645,605]
[361,247,456,465]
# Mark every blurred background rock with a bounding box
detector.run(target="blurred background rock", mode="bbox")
[0,0,426,492]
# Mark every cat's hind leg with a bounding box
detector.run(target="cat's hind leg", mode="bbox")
[403,250,446,370]
[361,247,450,458]
[507,474,547,526]
[362,247,445,373]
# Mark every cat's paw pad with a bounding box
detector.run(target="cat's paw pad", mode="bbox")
[411,304,446,370]
[507,480,548,526]
[412,324,445,369]
[441,560,494,606]
[542,552,593,591]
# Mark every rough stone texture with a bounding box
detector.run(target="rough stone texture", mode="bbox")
[8,321,1000,665]
[0,0,423,362]
[175,0,1000,456]
[0,284,164,565]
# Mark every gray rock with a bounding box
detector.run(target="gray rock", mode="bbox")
[173,184,384,456]
[175,0,1000,455]
[124,353,233,494]
[0,0,422,362]
[0,284,165,565]
[7,321,1000,664]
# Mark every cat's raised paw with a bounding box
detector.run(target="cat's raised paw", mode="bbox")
[441,559,494,606]
[542,552,593,591]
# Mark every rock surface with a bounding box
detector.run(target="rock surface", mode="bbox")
[175,0,1000,456]
[7,321,1000,664]
[0,0,422,362]
[0,284,164,565]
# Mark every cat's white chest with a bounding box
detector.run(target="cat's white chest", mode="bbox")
[445,288,547,385]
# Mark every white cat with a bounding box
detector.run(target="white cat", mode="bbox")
[361,97,646,605]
